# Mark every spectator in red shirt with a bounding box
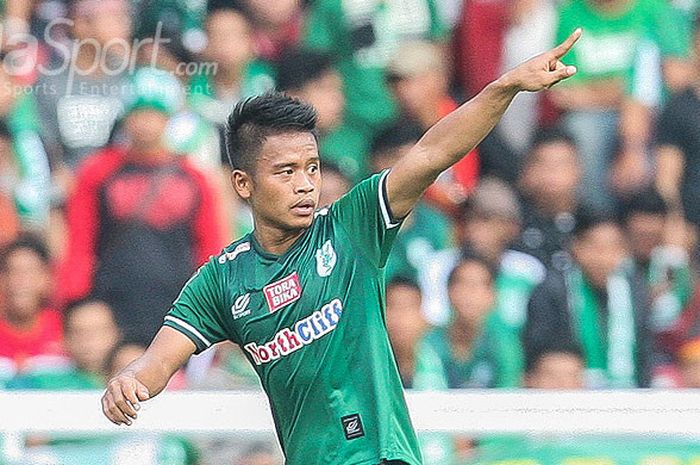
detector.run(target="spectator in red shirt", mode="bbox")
[59,68,224,346]
[0,235,66,372]
[387,40,479,217]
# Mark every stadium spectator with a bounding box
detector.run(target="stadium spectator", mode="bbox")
[303,0,448,138]
[387,41,479,216]
[35,0,132,171]
[549,0,686,211]
[369,120,454,283]
[276,48,365,180]
[239,0,306,62]
[189,3,275,127]
[0,235,65,373]
[514,126,581,271]
[524,208,653,388]
[59,67,224,346]
[621,188,693,343]
[422,177,545,346]
[8,299,119,389]
[0,69,51,231]
[385,277,428,388]
[655,21,700,229]
[414,252,521,389]
[524,345,585,389]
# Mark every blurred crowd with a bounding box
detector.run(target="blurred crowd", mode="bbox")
[1,0,700,463]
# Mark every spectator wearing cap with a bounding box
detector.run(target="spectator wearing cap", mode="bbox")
[276,48,366,181]
[0,235,66,374]
[387,41,479,217]
[421,178,545,382]
[524,208,653,388]
[514,126,581,271]
[58,68,224,346]
[368,119,454,284]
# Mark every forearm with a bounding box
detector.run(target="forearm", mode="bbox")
[389,79,518,213]
[120,353,176,398]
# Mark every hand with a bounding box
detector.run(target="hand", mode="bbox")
[501,28,582,93]
[101,374,151,426]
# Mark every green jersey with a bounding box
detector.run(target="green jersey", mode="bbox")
[164,171,423,465]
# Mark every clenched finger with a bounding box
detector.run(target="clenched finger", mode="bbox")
[551,28,582,60]
[546,62,577,88]
[104,397,132,425]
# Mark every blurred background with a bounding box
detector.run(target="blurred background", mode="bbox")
[1,0,700,463]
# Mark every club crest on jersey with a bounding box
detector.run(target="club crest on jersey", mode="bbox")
[263,272,302,313]
[315,240,337,277]
[232,293,251,320]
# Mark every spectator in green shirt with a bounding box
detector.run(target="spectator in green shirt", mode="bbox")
[303,0,448,138]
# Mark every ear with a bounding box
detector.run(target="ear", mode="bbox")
[231,169,253,201]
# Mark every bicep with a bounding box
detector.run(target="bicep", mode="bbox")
[386,145,438,220]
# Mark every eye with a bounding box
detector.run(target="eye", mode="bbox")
[308,164,319,174]
[279,168,293,176]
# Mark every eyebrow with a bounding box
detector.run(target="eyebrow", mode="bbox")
[271,157,320,170]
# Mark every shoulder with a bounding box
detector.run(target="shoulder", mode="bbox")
[214,236,254,267]
[500,249,547,283]
[74,146,127,185]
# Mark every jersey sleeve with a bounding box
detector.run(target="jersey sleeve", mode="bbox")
[330,170,404,268]
[163,257,230,354]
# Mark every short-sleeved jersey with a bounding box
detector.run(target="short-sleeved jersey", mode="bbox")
[163,171,423,465]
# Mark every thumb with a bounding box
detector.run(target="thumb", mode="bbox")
[136,384,150,401]
[551,64,577,83]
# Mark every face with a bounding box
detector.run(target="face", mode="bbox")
[573,223,628,289]
[125,109,169,149]
[447,261,495,327]
[318,169,350,207]
[64,302,120,374]
[243,0,300,27]
[625,213,665,263]
[0,248,50,322]
[296,71,345,132]
[109,344,146,378]
[393,70,448,118]
[233,132,321,232]
[521,141,580,205]
[205,10,254,70]
[526,352,584,389]
[386,284,426,356]
[74,0,131,45]
[462,215,520,264]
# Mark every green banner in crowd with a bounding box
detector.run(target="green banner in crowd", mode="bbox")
[468,436,700,465]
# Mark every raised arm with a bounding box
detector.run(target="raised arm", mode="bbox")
[387,29,582,219]
[101,327,196,426]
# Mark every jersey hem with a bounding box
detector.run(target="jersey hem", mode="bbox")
[162,320,209,354]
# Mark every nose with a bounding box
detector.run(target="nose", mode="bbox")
[294,171,315,194]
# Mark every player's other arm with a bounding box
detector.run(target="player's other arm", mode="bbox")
[386,29,582,219]
[101,327,196,426]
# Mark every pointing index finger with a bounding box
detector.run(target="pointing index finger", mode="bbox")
[552,28,582,59]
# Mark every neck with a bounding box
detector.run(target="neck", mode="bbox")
[254,221,306,255]
[5,310,38,331]
[535,193,576,216]
[448,318,478,358]
[415,102,441,128]
[394,348,415,382]
[128,144,169,162]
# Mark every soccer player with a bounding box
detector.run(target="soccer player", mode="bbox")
[101,29,582,465]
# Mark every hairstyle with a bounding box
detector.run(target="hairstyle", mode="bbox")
[524,342,583,374]
[447,248,496,288]
[225,91,318,172]
[387,275,422,294]
[276,48,335,92]
[572,205,619,238]
[0,233,50,272]
[62,297,115,332]
[523,125,578,165]
[370,118,424,159]
[621,187,668,222]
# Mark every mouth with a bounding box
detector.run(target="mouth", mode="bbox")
[291,199,316,216]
